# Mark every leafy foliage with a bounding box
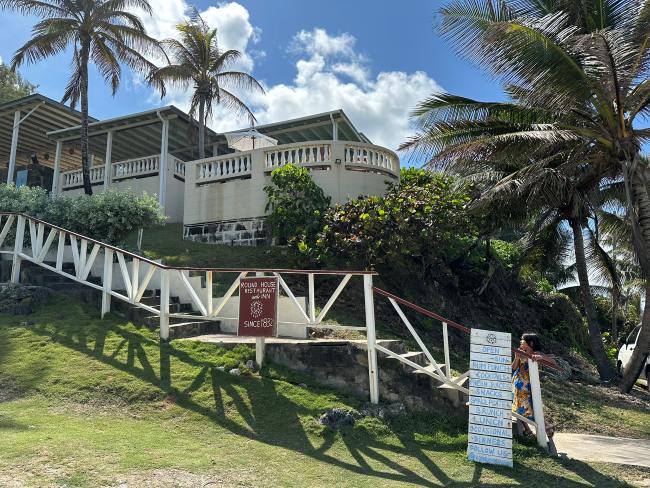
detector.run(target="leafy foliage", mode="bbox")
[0,184,165,244]
[0,63,35,103]
[312,169,473,268]
[264,164,331,246]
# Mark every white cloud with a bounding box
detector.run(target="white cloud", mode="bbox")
[139,5,441,152]
[250,28,442,152]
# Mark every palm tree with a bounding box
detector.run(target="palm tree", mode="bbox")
[2,0,164,195]
[403,0,650,391]
[425,105,618,379]
[149,12,264,159]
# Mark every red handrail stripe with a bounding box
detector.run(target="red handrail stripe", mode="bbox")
[373,286,561,371]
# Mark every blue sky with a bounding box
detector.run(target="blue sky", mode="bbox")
[0,1,505,153]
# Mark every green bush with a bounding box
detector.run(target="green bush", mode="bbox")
[312,169,473,268]
[264,164,331,245]
[490,239,521,269]
[0,184,165,244]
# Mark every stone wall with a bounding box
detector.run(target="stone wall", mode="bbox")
[183,216,268,246]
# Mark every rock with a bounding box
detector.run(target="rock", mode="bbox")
[245,360,255,370]
[216,366,225,372]
[0,283,51,315]
[318,408,358,429]
[360,402,406,419]
[229,368,241,376]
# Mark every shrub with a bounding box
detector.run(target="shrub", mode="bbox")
[312,169,473,268]
[264,164,331,245]
[0,184,165,244]
[490,239,521,269]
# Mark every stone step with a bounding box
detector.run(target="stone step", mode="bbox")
[386,351,427,366]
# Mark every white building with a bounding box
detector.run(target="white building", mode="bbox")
[1,94,400,244]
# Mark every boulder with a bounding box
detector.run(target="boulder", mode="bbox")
[0,283,51,315]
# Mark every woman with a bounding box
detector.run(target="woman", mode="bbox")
[512,332,558,438]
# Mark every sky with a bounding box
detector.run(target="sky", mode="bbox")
[0,0,505,156]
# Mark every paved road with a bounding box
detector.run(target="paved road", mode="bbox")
[553,433,650,468]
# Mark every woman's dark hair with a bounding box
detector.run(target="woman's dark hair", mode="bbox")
[522,332,542,352]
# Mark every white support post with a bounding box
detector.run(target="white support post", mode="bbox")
[255,271,266,368]
[159,118,170,213]
[11,215,25,283]
[332,119,339,141]
[102,248,113,318]
[443,322,451,379]
[103,131,113,191]
[52,141,62,196]
[212,143,219,157]
[528,359,548,449]
[159,269,170,341]
[308,273,316,324]
[363,274,379,404]
[7,110,20,184]
[206,271,213,315]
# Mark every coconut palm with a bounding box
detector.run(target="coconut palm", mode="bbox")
[2,0,164,195]
[149,11,264,159]
[403,0,650,391]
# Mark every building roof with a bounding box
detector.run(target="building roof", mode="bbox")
[0,94,91,170]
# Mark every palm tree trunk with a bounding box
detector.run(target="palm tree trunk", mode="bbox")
[80,40,92,196]
[570,218,616,381]
[198,98,205,160]
[620,158,650,391]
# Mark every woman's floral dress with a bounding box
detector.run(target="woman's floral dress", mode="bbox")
[512,357,534,420]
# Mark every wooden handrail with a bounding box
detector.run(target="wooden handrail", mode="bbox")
[0,212,376,276]
[373,286,561,371]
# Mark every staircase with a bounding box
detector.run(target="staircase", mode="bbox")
[18,261,220,340]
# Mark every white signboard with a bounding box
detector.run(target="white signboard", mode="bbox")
[467,328,513,468]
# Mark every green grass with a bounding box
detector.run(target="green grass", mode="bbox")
[127,224,292,269]
[1,296,648,487]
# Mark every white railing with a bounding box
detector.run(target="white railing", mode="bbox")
[195,152,253,184]
[264,143,332,169]
[61,166,105,188]
[172,156,186,179]
[113,155,160,180]
[0,212,378,398]
[344,144,397,174]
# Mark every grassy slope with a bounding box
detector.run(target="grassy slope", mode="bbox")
[0,296,649,487]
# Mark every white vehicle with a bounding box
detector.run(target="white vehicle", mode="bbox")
[617,325,649,388]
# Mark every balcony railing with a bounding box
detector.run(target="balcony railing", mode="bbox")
[343,143,397,173]
[195,151,253,184]
[265,143,331,169]
[61,154,185,190]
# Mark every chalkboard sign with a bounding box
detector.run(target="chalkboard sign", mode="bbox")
[238,277,278,337]
[467,328,513,468]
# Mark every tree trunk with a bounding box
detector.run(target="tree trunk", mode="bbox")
[198,98,205,160]
[570,218,617,381]
[620,159,650,391]
[80,40,92,196]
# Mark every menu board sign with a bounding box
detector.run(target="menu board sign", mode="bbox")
[238,277,278,337]
[467,328,513,468]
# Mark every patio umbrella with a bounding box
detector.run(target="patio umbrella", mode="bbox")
[224,129,277,151]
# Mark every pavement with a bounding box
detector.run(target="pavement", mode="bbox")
[552,433,650,468]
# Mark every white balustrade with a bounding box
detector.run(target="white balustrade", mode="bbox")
[196,152,253,184]
[61,166,105,189]
[264,143,331,169]
[112,155,160,180]
[172,156,186,179]
[344,144,397,174]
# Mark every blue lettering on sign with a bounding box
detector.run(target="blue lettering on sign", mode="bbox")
[470,387,513,401]
[467,451,513,467]
[469,396,511,409]
[469,433,513,448]
[470,361,511,373]
[469,414,510,428]
[467,443,512,459]
[469,423,511,438]
[469,378,512,391]
[470,370,511,382]
[468,405,511,419]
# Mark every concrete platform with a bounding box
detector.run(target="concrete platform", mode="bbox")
[183,333,401,350]
[553,433,650,468]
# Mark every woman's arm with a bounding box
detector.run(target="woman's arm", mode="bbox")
[531,352,559,369]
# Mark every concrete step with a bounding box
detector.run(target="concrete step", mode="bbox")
[386,350,427,366]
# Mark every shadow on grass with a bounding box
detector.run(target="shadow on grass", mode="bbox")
[16,313,630,488]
